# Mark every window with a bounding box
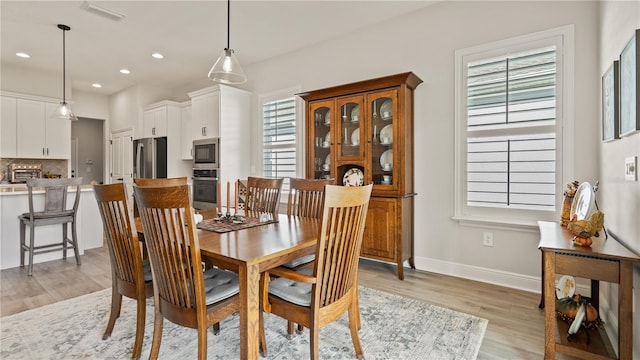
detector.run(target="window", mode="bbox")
[261,94,298,193]
[454,26,574,228]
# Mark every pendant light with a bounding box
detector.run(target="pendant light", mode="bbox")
[207,0,247,84]
[52,24,78,121]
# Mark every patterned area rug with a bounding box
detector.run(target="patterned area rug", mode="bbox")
[1,286,487,359]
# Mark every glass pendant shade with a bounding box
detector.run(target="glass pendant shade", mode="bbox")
[53,102,78,121]
[208,48,247,84]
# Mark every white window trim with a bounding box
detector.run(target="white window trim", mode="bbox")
[453,25,575,230]
[257,85,304,188]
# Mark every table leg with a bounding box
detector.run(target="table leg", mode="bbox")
[618,261,633,360]
[543,251,556,359]
[239,264,261,360]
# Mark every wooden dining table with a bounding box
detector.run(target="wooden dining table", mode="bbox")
[137,209,320,359]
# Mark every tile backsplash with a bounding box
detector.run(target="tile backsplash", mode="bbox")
[1,158,68,182]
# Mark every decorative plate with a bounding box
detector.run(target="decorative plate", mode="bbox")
[343,168,364,187]
[556,275,575,299]
[570,182,596,221]
[380,100,392,120]
[351,128,360,146]
[351,105,360,122]
[380,124,393,144]
[379,149,393,168]
[324,110,331,125]
[324,132,331,147]
[325,154,330,166]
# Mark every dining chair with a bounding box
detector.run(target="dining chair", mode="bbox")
[245,176,284,215]
[261,184,373,359]
[19,177,83,276]
[133,177,188,187]
[93,183,153,359]
[281,177,335,270]
[133,184,241,360]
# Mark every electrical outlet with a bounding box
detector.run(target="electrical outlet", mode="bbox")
[625,156,637,181]
[483,232,494,247]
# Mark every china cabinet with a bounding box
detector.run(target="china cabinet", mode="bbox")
[298,72,422,279]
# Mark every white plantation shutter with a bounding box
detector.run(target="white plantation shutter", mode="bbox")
[466,46,557,211]
[263,97,296,192]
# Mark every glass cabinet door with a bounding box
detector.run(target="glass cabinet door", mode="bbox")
[367,90,397,187]
[309,100,333,180]
[336,96,364,161]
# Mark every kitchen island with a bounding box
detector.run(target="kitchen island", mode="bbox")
[0,184,103,270]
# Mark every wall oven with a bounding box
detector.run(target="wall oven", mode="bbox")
[192,168,218,210]
[193,138,220,169]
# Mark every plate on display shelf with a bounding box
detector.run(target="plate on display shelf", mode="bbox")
[380,100,392,120]
[343,168,364,187]
[570,182,596,221]
[324,110,331,125]
[351,128,360,146]
[379,149,393,168]
[379,124,393,144]
[555,275,576,299]
[325,154,330,166]
[323,132,331,147]
[351,105,360,122]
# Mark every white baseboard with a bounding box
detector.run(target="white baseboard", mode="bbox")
[414,255,541,293]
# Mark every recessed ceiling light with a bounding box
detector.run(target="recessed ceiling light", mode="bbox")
[119,69,130,74]
[16,52,30,58]
[151,53,164,59]
[92,83,102,88]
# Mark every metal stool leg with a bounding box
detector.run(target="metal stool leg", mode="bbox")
[71,219,81,265]
[62,223,68,259]
[19,220,25,268]
[28,223,35,276]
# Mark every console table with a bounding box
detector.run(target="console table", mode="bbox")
[538,221,640,359]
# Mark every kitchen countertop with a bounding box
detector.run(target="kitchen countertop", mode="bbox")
[0,183,94,195]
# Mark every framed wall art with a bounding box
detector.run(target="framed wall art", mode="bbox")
[602,60,619,141]
[619,29,640,137]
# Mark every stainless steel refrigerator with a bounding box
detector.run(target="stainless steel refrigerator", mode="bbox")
[133,137,167,180]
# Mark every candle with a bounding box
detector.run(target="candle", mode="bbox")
[226,181,231,214]
[217,181,222,214]
[235,180,239,214]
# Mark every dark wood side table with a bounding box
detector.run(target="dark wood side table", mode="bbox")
[538,221,640,359]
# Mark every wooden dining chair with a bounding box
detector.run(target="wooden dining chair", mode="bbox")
[19,177,83,276]
[133,176,188,187]
[261,184,373,359]
[93,183,153,359]
[133,184,241,360]
[245,176,284,215]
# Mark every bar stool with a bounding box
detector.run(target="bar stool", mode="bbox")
[19,177,83,276]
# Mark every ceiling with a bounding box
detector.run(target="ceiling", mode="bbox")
[1,1,437,96]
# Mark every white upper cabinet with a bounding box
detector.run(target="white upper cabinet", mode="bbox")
[1,96,17,157]
[180,102,192,160]
[12,96,70,159]
[142,102,172,138]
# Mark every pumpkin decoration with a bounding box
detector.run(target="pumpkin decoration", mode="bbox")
[556,293,603,341]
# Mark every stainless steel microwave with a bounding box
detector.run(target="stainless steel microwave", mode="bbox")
[192,138,220,169]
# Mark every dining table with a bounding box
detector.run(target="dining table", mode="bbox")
[137,209,320,360]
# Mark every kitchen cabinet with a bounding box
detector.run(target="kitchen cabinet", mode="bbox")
[1,96,17,157]
[11,97,71,159]
[186,84,251,193]
[298,72,422,280]
[142,101,179,138]
[180,102,192,160]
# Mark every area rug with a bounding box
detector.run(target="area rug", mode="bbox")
[0,286,487,359]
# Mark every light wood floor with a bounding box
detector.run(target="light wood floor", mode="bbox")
[1,247,573,359]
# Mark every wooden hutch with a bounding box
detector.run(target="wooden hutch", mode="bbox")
[297,72,422,279]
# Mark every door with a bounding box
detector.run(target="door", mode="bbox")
[110,129,133,184]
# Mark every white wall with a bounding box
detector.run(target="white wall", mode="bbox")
[598,1,640,358]
[243,0,601,292]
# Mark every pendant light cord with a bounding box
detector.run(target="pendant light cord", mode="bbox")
[62,27,66,103]
[226,0,230,50]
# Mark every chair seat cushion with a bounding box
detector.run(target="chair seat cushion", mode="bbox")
[268,267,313,307]
[280,254,315,269]
[202,268,240,305]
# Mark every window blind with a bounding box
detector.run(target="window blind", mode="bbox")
[262,97,296,192]
[466,46,557,211]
